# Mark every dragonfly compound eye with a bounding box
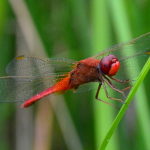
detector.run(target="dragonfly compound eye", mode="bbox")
[100,54,120,76]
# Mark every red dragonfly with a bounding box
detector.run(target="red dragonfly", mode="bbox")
[1,32,150,108]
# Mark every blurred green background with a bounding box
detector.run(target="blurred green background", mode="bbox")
[0,0,150,150]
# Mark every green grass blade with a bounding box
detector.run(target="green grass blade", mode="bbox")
[99,57,150,150]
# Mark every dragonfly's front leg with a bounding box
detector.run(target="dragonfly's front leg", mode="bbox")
[108,76,133,91]
[95,83,120,109]
[108,76,131,83]
[103,76,126,99]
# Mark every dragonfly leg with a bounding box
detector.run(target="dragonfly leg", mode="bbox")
[95,83,120,109]
[108,76,134,91]
[108,76,131,83]
[121,85,132,91]
[103,76,126,99]
[102,80,125,104]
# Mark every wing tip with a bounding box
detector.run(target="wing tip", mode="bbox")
[146,51,150,55]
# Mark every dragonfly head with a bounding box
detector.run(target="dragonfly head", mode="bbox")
[99,54,120,76]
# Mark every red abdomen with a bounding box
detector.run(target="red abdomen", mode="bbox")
[21,76,72,108]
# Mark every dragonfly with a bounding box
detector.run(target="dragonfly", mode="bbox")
[0,32,150,108]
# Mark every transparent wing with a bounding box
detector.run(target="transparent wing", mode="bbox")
[92,32,150,80]
[0,74,70,103]
[0,56,77,103]
[6,55,77,76]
